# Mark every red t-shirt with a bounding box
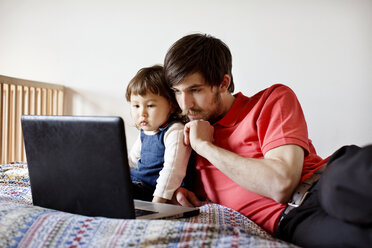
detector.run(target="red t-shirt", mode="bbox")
[194,84,327,234]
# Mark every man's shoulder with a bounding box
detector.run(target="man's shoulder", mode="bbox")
[266,83,295,94]
[257,84,294,96]
[234,84,294,104]
[249,84,297,103]
[218,84,297,126]
[236,83,293,99]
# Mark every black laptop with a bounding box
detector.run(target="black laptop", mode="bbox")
[21,115,199,219]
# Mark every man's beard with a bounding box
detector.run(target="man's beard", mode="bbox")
[182,90,223,123]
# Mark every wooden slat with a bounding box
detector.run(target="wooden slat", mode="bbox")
[47,88,52,115]
[9,84,16,162]
[29,87,35,115]
[16,85,24,161]
[52,89,58,115]
[41,88,47,115]
[1,84,10,164]
[58,90,64,115]
[0,83,2,164]
[23,86,29,115]
[36,87,41,115]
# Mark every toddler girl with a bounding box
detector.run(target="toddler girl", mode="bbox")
[126,65,191,203]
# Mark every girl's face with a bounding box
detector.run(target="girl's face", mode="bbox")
[130,92,173,132]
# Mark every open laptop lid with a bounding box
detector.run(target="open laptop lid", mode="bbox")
[21,115,135,219]
[21,115,199,219]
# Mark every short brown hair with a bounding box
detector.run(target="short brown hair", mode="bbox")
[164,33,234,93]
[126,65,183,121]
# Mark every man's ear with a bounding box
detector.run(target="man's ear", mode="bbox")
[219,74,231,93]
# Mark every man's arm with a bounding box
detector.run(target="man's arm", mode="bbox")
[184,120,304,203]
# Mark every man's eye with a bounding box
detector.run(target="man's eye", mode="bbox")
[191,88,201,93]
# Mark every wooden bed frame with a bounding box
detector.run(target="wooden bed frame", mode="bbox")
[0,75,64,164]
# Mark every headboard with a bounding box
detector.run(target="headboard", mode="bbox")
[0,75,64,163]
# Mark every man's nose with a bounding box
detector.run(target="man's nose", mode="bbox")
[178,93,193,111]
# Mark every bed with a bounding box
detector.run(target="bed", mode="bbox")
[0,76,296,247]
[0,162,297,247]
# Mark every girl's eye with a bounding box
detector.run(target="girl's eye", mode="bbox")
[147,104,155,108]
[132,104,140,108]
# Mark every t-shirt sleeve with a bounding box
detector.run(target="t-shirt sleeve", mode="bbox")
[257,85,310,155]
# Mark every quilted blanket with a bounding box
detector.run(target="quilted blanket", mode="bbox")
[0,162,296,247]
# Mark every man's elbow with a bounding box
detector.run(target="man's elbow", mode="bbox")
[271,179,296,203]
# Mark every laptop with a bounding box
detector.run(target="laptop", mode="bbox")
[21,115,199,219]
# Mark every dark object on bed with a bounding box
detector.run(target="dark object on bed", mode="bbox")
[21,115,199,220]
[22,115,135,219]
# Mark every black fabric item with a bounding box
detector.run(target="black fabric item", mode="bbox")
[319,145,372,225]
[275,145,372,247]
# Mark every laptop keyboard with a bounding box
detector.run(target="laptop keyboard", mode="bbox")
[135,208,158,217]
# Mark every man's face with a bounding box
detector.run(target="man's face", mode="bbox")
[171,72,224,123]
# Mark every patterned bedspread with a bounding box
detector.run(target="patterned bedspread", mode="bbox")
[0,163,296,247]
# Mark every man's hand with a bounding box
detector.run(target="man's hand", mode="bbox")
[169,187,203,207]
[184,120,214,154]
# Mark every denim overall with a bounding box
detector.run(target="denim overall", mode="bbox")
[130,123,172,200]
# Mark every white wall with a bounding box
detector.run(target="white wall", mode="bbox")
[1,0,371,158]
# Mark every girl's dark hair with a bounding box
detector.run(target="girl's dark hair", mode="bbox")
[164,33,234,93]
[126,65,184,122]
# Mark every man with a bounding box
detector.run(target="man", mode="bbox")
[163,33,372,247]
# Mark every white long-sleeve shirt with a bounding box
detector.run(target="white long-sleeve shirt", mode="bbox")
[128,122,191,200]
